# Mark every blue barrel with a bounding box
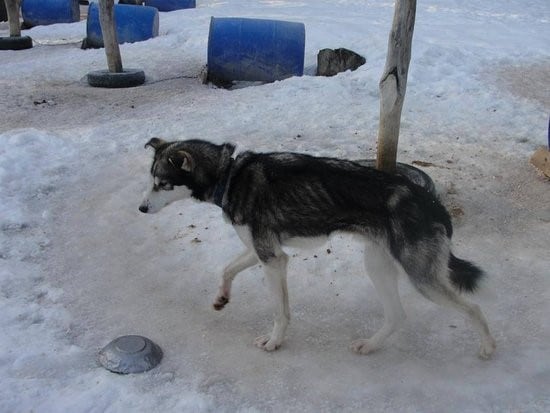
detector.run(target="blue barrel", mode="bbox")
[86,2,159,48]
[144,0,196,12]
[21,0,80,27]
[207,17,305,84]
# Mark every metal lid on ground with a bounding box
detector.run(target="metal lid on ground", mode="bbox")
[99,335,163,374]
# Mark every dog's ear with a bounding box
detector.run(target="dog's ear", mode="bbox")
[144,137,167,151]
[172,150,194,172]
[222,143,236,157]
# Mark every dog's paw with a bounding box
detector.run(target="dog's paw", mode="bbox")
[478,337,496,360]
[212,295,229,311]
[350,339,377,355]
[254,335,281,352]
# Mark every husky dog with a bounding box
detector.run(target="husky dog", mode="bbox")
[139,138,496,359]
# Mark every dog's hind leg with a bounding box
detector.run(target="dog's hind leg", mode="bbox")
[253,245,290,352]
[413,280,496,359]
[352,242,406,354]
[213,249,258,310]
[351,241,406,355]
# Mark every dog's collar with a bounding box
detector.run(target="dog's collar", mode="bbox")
[212,160,233,208]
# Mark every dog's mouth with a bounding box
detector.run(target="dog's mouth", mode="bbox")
[138,196,157,213]
[139,181,193,214]
[138,199,163,214]
[139,201,161,214]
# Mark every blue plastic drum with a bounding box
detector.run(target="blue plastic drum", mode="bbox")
[86,2,159,48]
[21,0,80,27]
[207,17,305,84]
[144,0,196,12]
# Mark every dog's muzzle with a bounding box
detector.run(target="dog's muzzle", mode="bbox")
[138,204,149,213]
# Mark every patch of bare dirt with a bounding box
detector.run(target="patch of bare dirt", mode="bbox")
[495,60,550,108]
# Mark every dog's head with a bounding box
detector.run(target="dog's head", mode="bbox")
[139,138,235,214]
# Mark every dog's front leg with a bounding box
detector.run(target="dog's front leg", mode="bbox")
[213,249,258,310]
[254,252,290,352]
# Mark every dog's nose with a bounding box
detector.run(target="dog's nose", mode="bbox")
[139,205,149,213]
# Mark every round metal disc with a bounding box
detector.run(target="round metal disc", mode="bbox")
[115,335,147,353]
[99,335,163,374]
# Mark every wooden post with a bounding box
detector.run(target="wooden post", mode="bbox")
[98,0,123,73]
[5,0,21,37]
[376,0,417,174]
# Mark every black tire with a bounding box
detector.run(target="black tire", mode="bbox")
[0,36,33,51]
[356,159,436,194]
[87,69,146,88]
[0,0,7,22]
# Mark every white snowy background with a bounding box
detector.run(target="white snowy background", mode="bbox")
[1,0,549,411]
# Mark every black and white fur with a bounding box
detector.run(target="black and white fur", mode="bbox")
[139,138,496,359]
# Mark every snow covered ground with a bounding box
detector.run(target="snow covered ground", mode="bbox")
[1,0,549,411]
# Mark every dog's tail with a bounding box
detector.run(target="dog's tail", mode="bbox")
[448,254,485,293]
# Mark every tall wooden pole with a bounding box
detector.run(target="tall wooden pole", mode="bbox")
[376,0,416,174]
[98,0,123,73]
[4,0,21,37]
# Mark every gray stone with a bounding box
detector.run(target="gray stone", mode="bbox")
[316,48,366,77]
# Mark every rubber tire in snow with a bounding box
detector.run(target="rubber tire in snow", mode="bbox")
[87,69,146,88]
[0,36,33,50]
[356,159,436,194]
[0,1,7,22]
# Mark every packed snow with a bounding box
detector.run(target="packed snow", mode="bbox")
[1,0,549,411]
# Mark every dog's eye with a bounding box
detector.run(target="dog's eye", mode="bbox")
[158,181,173,191]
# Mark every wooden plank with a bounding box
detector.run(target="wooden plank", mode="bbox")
[530,147,550,177]
[376,0,417,174]
[98,0,123,73]
[5,0,22,37]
